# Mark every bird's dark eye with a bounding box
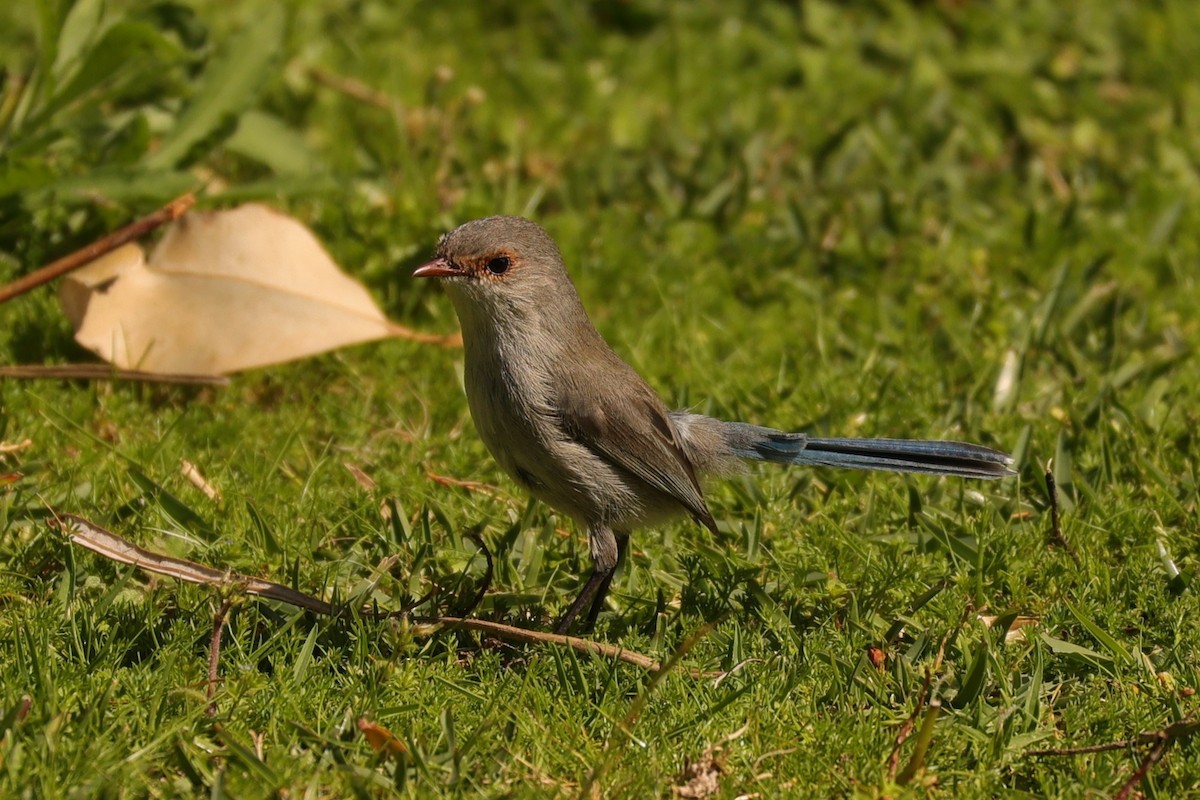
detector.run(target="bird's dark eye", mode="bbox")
[485,256,511,275]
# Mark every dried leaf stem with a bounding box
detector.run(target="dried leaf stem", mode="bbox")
[54,513,675,674]
[1045,463,1079,565]
[0,364,228,385]
[206,597,233,717]
[1028,716,1200,799]
[0,193,195,305]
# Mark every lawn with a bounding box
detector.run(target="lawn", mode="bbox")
[2,1,1199,797]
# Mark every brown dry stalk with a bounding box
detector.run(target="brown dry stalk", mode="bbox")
[308,67,396,109]
[56,514,338,615]
[895,700,942,786]
[385,322,463,348]
[1028,716,1199,799]
[428,617,662,672]
[0,364,230,385]
[1027,717,1199,758]
[54,512,679,674]
[887,667,934,780]
[181,459,222,502]
[1044,465,1079,565]
[1113,735,1171,800]
[426,470,504,495]
[0,194,195,305]
[206,597,233,717]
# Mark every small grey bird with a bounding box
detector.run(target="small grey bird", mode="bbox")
[415,216,1014,633]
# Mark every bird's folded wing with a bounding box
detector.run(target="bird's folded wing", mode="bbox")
[555,377,717,533]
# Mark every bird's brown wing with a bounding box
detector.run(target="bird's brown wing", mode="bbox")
[555,371,717,534]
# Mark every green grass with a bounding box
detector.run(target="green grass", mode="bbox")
[3,0,1200,796]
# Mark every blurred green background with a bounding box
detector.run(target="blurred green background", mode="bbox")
[1,1,1198,797]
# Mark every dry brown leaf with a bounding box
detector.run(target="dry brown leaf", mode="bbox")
[344,462,377,492]
[60,204,431,375]
[979,613,1040,644]
[867,645,886,670]
[673,745,726,799]
[357,719,408,757]
[673,726,747,799]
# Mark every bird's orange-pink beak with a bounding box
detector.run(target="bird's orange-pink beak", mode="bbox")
[412,257,462,278]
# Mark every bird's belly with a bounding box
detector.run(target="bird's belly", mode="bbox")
[471,400,590,518]
[464,367,648,527]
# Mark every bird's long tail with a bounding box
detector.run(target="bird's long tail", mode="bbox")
[669,414,1015,479]
[718,421,1015,479]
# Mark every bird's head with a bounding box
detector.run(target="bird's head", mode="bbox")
[414,216,581,332]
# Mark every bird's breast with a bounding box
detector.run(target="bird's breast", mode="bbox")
[459,335,643,526]
[462,338,566,489]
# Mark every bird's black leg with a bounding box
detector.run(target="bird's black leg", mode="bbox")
[554,566,612,635]
[554,526,624,635]
[584,532,629,630]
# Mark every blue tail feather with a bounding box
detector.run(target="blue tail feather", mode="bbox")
[724,423,1014,479]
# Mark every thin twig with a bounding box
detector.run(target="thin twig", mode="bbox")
[400,583,441,614]
[884,605,969,781]
[458,531,494,618]
[1027,717,1200,757]
[896,699,942,786]
[206,596,233,717]
[0,193,195,305]
[56,514,336,615]
[0,364,228,385]
[308,67,396,109]
[1027,740,1135,757]
[1114,735,1172,800]
[1045,463,1080,566]
[1028,716,1200,798]
[887,666,934,781]
[54,513,692,675]
[424,616,671,674]
[425,471,503,495]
